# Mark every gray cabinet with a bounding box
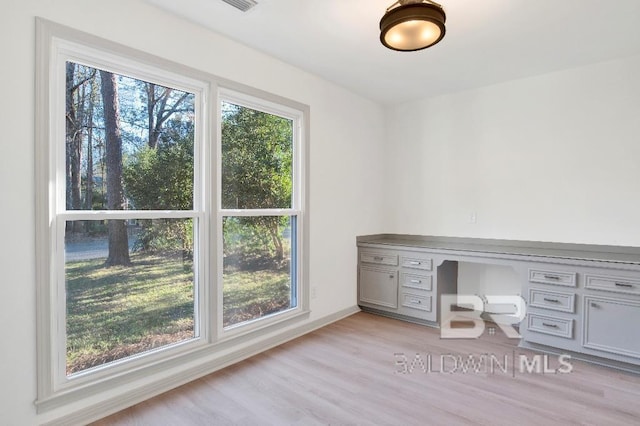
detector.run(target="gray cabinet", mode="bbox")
[358,250,398,313]
[520,265,640,368]
[521,266,580,350]
[583,296,640,359]
[358,245,456,326]
[358,234,640,372]
[581,272,640,362]
[359,266,398,309]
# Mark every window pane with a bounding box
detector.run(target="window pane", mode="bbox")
[223,216,296,328]
[221,101,293,209]
[65,219,196,375]
[65,62,195,211]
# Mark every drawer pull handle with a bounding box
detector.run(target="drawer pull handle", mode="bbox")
[410,299,422,304]
[615,282,633,288]
[410,279,422,284]
[373,256,384,261]
[590,302,600,308]
[544,275,561,280]
[543,298,560,303]
[389,275,395,279]
[409,261,422,265]
[542,323,559,328]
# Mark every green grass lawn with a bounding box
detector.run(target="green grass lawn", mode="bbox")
[65,253,290,375]
[222,269,292,327]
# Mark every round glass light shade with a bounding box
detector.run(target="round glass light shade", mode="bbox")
[380,3,446,52]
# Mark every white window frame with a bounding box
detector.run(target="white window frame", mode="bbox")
[217,89,306,338]
[39,27,211,396]
[35,19,310,414]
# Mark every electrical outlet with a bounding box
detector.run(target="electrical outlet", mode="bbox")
[469,212,477,224]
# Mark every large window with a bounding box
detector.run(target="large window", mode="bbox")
[36,20,308,412]
[62,62,200,377]
[219,95,303,330]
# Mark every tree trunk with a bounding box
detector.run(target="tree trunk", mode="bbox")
[85,85,94,211]
[65,62,83,233]
[65,62,74,215]
[146,83,158,149]
[267,218,284,263]
[100,70,131,267]
[84,75,97,232]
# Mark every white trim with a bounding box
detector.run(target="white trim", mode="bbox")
[35,18,311,418]
[55,218,66,387]
[56,39,207,98]
[35,16,54,402]
[55,337,209,394]
[218,306,304,341]
[219,87,303,122]
[219,209,301,217]
[39,18,212,399]
[58,211,202,220]
[216,88,307,337]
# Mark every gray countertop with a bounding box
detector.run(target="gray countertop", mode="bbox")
[357,234,640,265]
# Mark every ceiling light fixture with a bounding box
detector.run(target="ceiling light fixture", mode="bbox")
[380,0,446,52]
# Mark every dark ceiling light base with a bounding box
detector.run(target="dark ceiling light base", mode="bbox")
[380,0,447,52]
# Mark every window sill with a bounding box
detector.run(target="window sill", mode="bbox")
[36,308,311,414]
[37,307,373,426]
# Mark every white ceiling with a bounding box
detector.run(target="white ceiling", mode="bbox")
[146,0,640,105]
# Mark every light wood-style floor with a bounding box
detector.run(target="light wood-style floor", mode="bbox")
[93,312,640,425]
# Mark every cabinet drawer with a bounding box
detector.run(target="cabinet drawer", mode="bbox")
[529,288,575,313]
[401,293,432,312]
[527,314,573,339]
[583,297,640,359]
[529,269,576,287]
[401,273,432,291]
[400,256,432,271]
[585,275,640,296]
[360,251,398,266]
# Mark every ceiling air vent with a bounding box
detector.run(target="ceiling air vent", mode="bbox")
[221,0,258,12]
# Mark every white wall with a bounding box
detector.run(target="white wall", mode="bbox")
[386,54,640,245]
[385,53,640,295]
[0,0,386,424]
[4,0,640,423]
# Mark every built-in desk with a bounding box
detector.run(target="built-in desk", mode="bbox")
[357,234,640,372]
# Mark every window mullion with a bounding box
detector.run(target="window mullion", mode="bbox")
[58,210,201,221]
[218,209,299,217]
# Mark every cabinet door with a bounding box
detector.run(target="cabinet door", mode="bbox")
[359,266,398,309]
[583,297,640,359]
